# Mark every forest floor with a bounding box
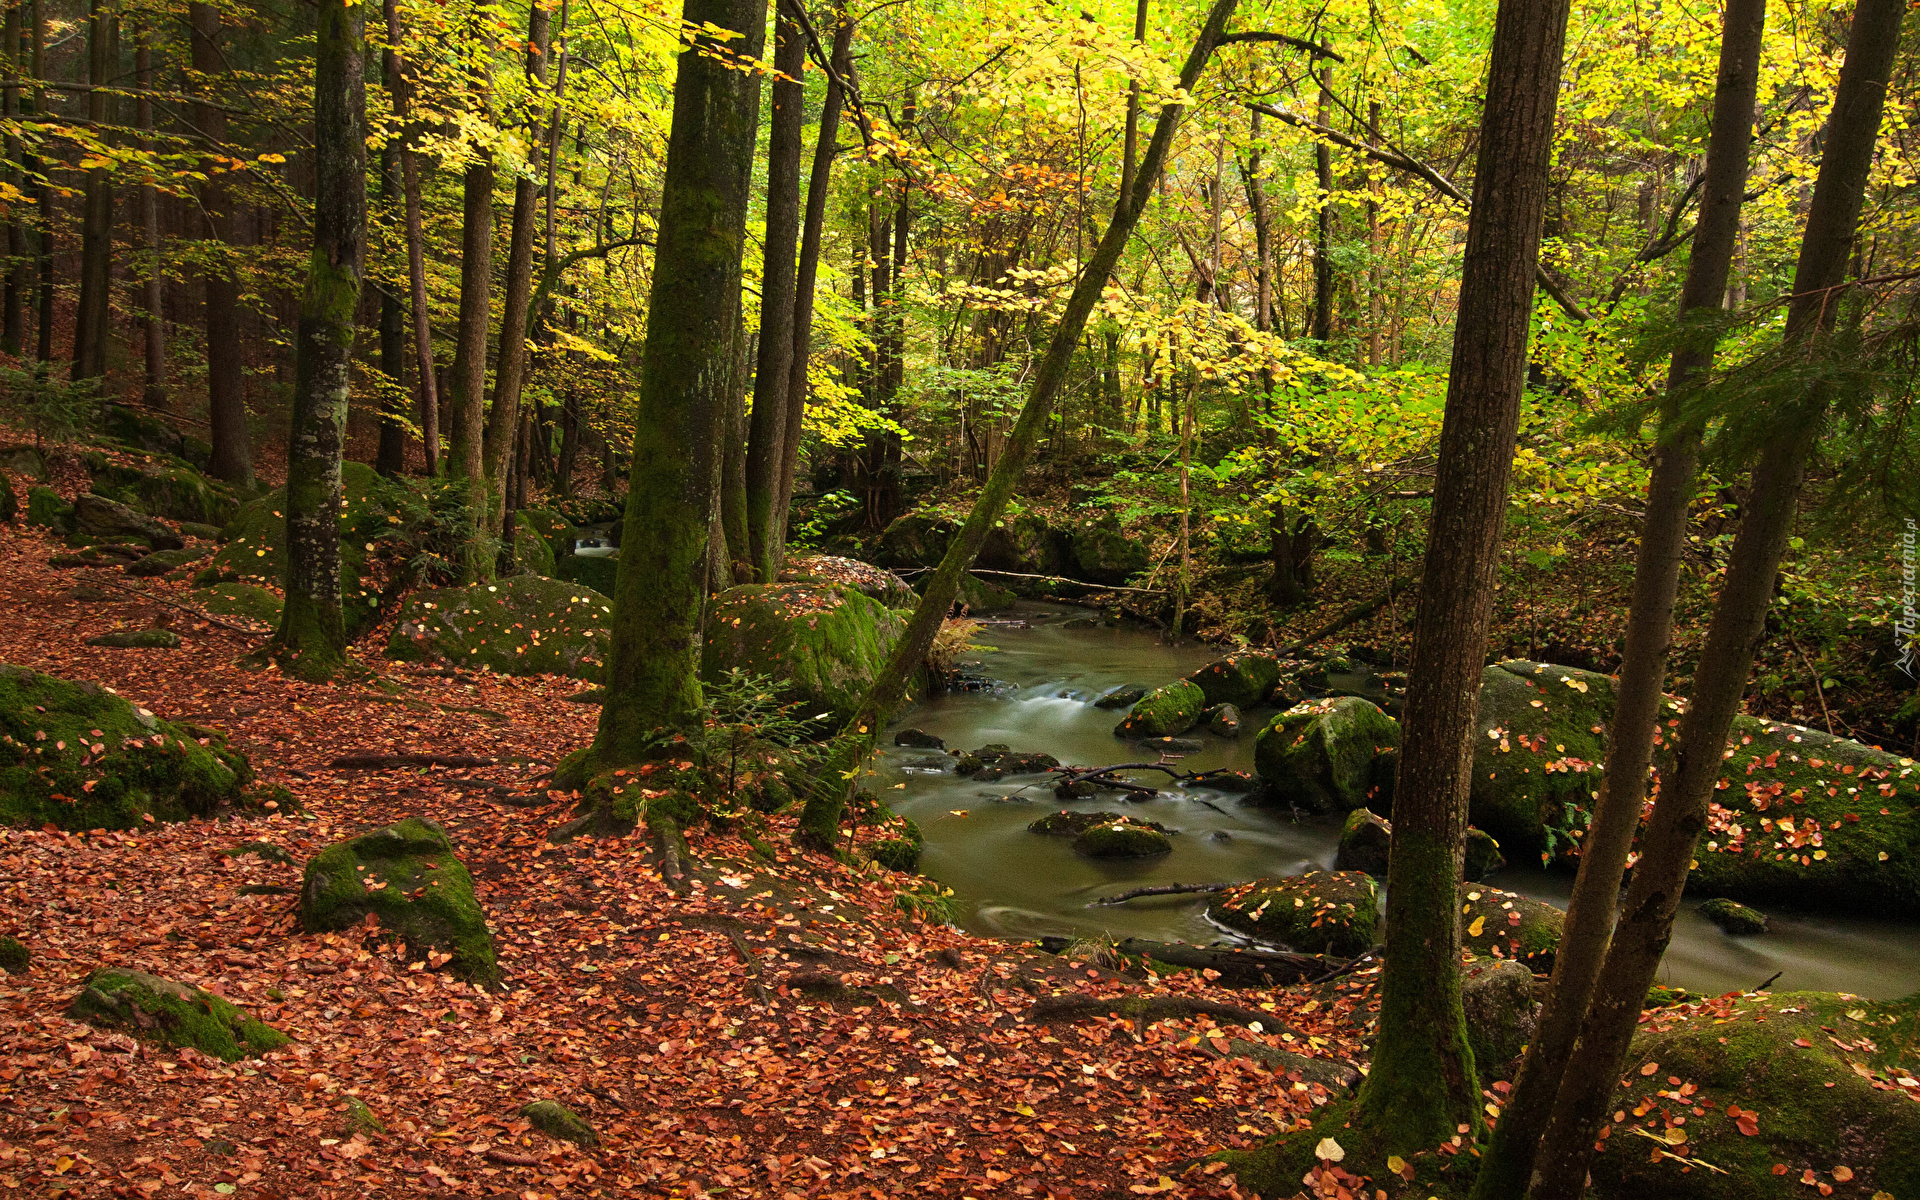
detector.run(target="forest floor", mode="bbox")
[0,518,1378,1200]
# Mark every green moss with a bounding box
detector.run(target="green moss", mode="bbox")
[88,462,238,526]
[85,629,182,649]
[1336,807,1392,875]
[68,968,288,1061]
[0,936,27,973]
[555,552,619,597]
[192,583,283,627]
[0,662,251,830]
[344,1095,386,1136]
[389,576,612,680]
[1115,680,1206,739]
[1469,660,1616,855]
[513,511,556,577]
[25,485,72,532]
[1209,871,1381,956]
[1464,827,1506,881]
[1253,697,1400,813]
[1186,653,1283,709]
[518,507,575,562]
[1067,516,1149,584]
[1461,885,1563,972]
[1074,819,1173,857]
[297,817,499,985]
[519,1100,598,1148]
[1698,896,1769,934]
[875,511,959,568]
[701,583,910,728]
[124,546,210,578]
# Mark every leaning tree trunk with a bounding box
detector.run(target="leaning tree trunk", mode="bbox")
[572,0,768,774]
[270,0,366,682]
[1355,0,1570,1157]
[1520,6,1905,1197]
[797,0,1242,849]
[70,0,113,384]
[1467,2,1766,1193]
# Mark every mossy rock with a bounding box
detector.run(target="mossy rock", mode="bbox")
[1074,819,1173,858]
[1030,810,1151,836]
[192,583,283,627]
[0,662,251,829]
[875,511,959,569]
[25,485,73,532]
[0,936,26,973]
[101,405,210,468]
[1461,884,1563,972]
[388,576,612,681]
[555,551,619,597]
[1186,653,1283,709]
[1699,897,1769,935]
[4,446,49,481]
[1469,660,1615,854]
[344,1095,386,1137]
[519,1100,598,1148]
[979,513,1069,577]
[1460,958,1537,1077]
[298,817,499,984]
[701,582,911,728]
[518,506,574,562]
[1585,991,1920,1200]
[124,545,210,578]
[85,629,182,649]
[1115,680,1206,739]
[1334,807,1392,876]
[68,968,288,1062]
[1208,871,1381,956]
[0,472,14,523]
[783,554,920,610]
[1464,826,1507,881]
[511,510,557,578]
[1252,697,1400,813]
[73,494,182,549]
[1204,703,1242,737]
[949,570,1016,614]
[88,461,238,526]
[1066,516,1149,585]
[1093,685,1146,710]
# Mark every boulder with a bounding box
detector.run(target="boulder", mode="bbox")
[191,583,282,627]
[68,968,288,1061]
[1208,871,1381,956]
[1093,685,1147,710]
[1074,819,1174,858]
[894,728,944,750]
[87,461,238,526]
[1586,991,1920,1200]
[1252,697,1400,813]
[388,576,612,681]
[555,551,619,597]
[512,510,556,577]
[85,629,182,649]
[517,506,575,563]
[1464,826,1507,881]
[1335,808,1392,876]
[1187,653,1283,709]
[784,554,920,610]
[1461,885,1563,972]
[1469,660,1615,853]
[0,662,252,829]
[1205,703,1242,737]
[519,1100,599,1148]
[101,404,211,467]
[950,570,1017,614]
[979,513,1069,576]
[1066,516,1149,585]
[0,936,26,973]
[123,545,210,577]
[1030,810,1168,837]
[298,816,499,984]
[1459,959,1537,1077]
[955,746,1058,779]
[73,494,183,549]
[1115,680,1206,739]
[875,511,959,569]
[1699,897,1768,935]
[24,485,72,531]
[1137,736,1203,754]
[701,582,911,728]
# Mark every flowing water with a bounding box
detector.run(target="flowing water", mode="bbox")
[875,605,1920,1000]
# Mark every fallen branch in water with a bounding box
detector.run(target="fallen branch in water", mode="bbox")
[1091,882,1234,906]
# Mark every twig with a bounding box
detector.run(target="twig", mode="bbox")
[1751,970,1783,993]
[1788,636,1836,736]
[1092,881,1232,906]
[896,566,1166,596]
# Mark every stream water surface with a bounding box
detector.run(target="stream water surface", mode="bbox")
[875,605,1920,1000]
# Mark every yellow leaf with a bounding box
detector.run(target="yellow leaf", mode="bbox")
[1468,916,1486,937]
[1313,1137,1344,1162]
[1387,1154,1408,1174]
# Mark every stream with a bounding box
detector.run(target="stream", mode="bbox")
[875,604,1920,1000]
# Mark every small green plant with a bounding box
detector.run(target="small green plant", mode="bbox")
[691,670,821,815]
[0,367,103,449]
[792,488,861,549]
[372,477,497,587]
[893,880,958,924]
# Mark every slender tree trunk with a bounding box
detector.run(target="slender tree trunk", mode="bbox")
[388,0,437,476]
[1240,107,1272,337]
[1521,6,1903,1195]
[770,8,854,566]
[743,4,805,581]
[191,3,250,484]
[70,0,113,383]
[136,28,167,409]
[29,0,51,371]
[720,310,751,582]
[1310,67,1333,344]
[2,3,22,358]
[271,0,366,681]
[1118,0,1148,201]
[447,9,497,573]
[1367,101,1383,367]
[575,0,768,771]
[798,0,1240,848]
[1468,4,1766,1193]
[1356,0,1570,1157]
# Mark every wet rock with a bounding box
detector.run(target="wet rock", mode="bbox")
[1137,736,1203,754]
[1335,808,1392,876]
[1187,653,1283,709]
[1204,703,1243,737]
[1208,871,1381,957]
[1031,810,1167,836]
[0,936,26,974]
[124,545,210,577]
[953,753,985,776]
[68,968,288,1061]
[298,816,499,984]
[701,582,912,727]
[390,576,612,681]
[1093,685,1147,710]
[1188,769,1257,793]
[1461,885,1563,972]
[1074,819,1174,858]
[894,728,945,750]
[1116,680,1206,739]
[518,1100,599,1148]
[1460,959,1537,1078]
[1252,697,1400,813]
[1465,826,1506,881]
[901,756,951,773]
[1209,830,1233,842]
[1699,897,1769,935]
[85,629,182,649]
[1053,779,1100,800]
[73,494,182,549]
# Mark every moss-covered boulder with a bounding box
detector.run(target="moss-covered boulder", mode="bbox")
[1066,515,1149,585]
[875,511,959,569]
[124,545,210,577]
[388,576,612,681]
[25,485,72,532]
[85,629,182,649]
[701,582,910,727]
[513,510,556,577]
[1,662,252,829]
[1252,697,1400,813]
[1073,818,1174,858]
[1030,810,1162,837]
[298,817,498,984]
[1460,959,1537,1077]
[1094,685,1146,710]
[948,570,1016,614]
[1461,884,1563,971]
[784,554,920,610]
[1470,660,1615,853]
[88,461,238,526]
[518,506,574,562]
[1585,991,1920,1200]
[1204,703,1242,737]
[68,968,288,1061]
[73,494,182,549]
[1115,680,1206,739]
[192,583,283,627]
[1187,653,1283,709]
[101,405,211,468]
[0,936,27,973]
[1464,826,1506,881]
[1335,808,1392,876]
[1699,897,1769,935]
[979,513,1069,576]
[555,551,619,597]
[519,1100,599,1148]
[1208,871,1381,956]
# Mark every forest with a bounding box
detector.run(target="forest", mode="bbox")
[0,0,1916,1195]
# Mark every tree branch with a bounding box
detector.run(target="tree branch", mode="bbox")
[1217,31,1343,61]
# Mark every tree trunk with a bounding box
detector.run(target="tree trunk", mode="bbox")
[1520,5,1904,1195]
[135,28,167,409]
[1468,3,1766,1193]
[1356,0,1570,1156]
[70,0,113,383]
[389,0,438,476]
[770,8,855,567]
[271,0,366,682]
[742,4,805,581]
[3,3,24,359]
[1309,67,1333,344]
[29,0,50,370]
[191,3,251,484]
[575,0,768,772]
[447,9,497,572]
[1118,0,1148,201]
[798,0,1241,848]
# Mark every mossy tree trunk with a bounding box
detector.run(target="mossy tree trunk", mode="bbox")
[1357,0,1570,1156]
[1469,2,1766,1193]
[1520,5,1905,1195]
[190,2,251,487]
[798,0,1241,849]
[271,0,366,683]
[583,0,767,769]
[69,0,112,384]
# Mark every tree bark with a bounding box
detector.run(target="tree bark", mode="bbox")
[1309,67,1333,344]
[69,0,113,383]
[1520,5,1904,1195]
[135,28,166,409]
[578,0,768,769]
[1356,0,1570,1156]
[191,3,250,484]
[798,0,1241,848]
[388,0,438,476]
[271,0,366,682]
[1468,3,1766,1193]
[743,4,806,582]
[2,3,23,358]
[29,0,50,370]
[447,10,497,573]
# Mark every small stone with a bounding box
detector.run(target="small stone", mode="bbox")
[1698,897,1769,935]
[1464,826,1506,881]
[1053,779,1100,800]
[519,1100,598,1148]
[1073,820,1174,858]
[1204,703,1242,737]
[85,629,182,649]
[1093,685,1147,710]
[344,1095,386,1136]
[894,728,945,750]
[1335,808,1393,876]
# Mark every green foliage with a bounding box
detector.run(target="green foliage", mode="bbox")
[0,367,103,447]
